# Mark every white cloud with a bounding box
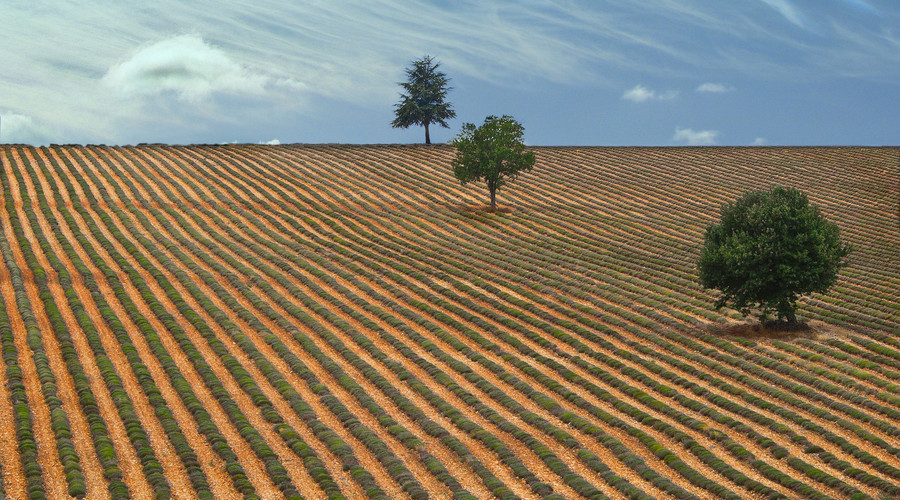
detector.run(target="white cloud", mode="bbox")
[260,139,281,145]
[0,112,55,145]
[752,137,768,145]
[623,84,655,103]
[673,127,719,145]
[102,35,269,102]
[696,82,733,93]
[622,84,678,103]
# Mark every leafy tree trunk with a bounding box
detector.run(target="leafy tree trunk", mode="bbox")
[776,298,798,324]
[425,123,431,145]
[488,180,497,212]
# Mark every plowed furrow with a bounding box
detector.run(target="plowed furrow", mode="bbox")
[100,149,548,500]
[176,146,884,496]
[0,232,28,500]
[126,175,588,496]
[0,177,69,499]
[46,148,274,498]
[134,144,616,496]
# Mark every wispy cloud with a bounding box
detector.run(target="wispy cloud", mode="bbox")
[696,82,733,93]
[673,127,719,145]
[758,0,806,28]
[1,1,899,144]
[622,84,678,103]
[837,0,878,14]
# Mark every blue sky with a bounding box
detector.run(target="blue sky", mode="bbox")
[1,0,898,146]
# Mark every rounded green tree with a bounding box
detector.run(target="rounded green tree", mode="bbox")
[698,186,852,324]
[451,115,535,212]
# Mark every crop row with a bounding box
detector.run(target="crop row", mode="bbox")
[115,145,619,498]
[218,145,900,496]
[0,143,894,499]
[151,144,856,496]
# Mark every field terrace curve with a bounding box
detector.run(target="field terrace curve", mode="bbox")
[0,143,897,500]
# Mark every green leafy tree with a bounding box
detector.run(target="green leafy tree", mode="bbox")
[451,115,536,212]
[698,186,852,323]
[392,55,455,144]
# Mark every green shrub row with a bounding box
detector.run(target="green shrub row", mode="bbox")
[113,145,528,499]
[616,329,900,496]
[227,145,889,497]
[758,342,900,411]
[703,330,900,431]
[0,217,45,499]
[821,339,900,377]
[850,334,900,368]
[156,145,688,500]
[133,145,604,498]
[786,339,900,389]
[0,151,89,498]
[25,147,184,498]
[45,147,256,498]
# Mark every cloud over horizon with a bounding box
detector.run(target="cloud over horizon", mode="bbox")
[102,35,270,102]
[0,112,56,145]
[673,127,720,145]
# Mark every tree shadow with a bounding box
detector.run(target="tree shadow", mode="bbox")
[705,319,850,341]
[447,203,516,214]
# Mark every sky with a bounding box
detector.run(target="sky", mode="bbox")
[1,0,898,146]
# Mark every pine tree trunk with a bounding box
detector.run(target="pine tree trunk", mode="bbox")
[425,123,431,145]
[489,185,497,212]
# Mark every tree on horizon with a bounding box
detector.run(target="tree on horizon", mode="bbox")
[451,115,535,212]
[392,55,456,145]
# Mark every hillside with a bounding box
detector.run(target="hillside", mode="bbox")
[0,144,897,499]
